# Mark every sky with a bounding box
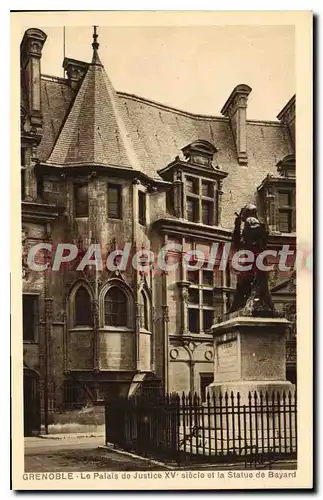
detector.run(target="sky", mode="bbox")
[28,25,294,120]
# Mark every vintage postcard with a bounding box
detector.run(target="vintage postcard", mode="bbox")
[11,10,313,490]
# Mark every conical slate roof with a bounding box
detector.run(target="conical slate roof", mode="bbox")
[48,31,142,171]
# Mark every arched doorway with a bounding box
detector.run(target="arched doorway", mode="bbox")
[23,368,40,436]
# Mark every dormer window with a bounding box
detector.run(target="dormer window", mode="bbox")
[158,140,228,223]
[257,154,295,233]
[277,154,296,179]
[182,140,217,167]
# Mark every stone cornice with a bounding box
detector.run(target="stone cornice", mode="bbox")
[36,163,171,189]
[150,217,232,242]
[151,216,296,247]
[158,158,228,181]
[257,175,296,192]
[211,315,291,335]
[21,201,64,223]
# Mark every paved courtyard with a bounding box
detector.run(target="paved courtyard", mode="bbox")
[25,436,297,472]
[24,437,166,472]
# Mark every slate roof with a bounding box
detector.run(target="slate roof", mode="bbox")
[46,49,149,175]
[38,43,293,227]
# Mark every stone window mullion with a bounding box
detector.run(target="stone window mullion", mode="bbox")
[198,178,202,223]
[199,271,203,334]
[213,182,217,226]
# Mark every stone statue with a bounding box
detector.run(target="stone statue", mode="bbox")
[229,203,275,316]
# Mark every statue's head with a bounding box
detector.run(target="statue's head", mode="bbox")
[241,203,257,221]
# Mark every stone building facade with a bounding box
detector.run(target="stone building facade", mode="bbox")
[20,28,296,434]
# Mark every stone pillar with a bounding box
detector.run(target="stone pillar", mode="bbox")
[265,186,276,233]
[135,300,141,370]
[92,298,100,371]
[207,316,295,404]
[177,280,191,335]
[173,175,184,218]
[162,302,170,393]
[44,296,54,431]
[216,180,223,226]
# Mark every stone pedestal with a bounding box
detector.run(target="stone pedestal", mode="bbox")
[207,316,295,404]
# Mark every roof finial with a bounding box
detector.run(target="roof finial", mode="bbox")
[91,25,101,65]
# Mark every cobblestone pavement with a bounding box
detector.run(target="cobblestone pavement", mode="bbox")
[24,437,297,472]
[24,437,166,472]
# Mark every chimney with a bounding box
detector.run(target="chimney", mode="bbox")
[63,57,89,89]
[20,28,47,135]
[221,84,252,165]
[277,95,295,150]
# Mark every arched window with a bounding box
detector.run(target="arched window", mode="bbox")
[104,287,127,327]
[75,286,92,326]
[139,291,149,330]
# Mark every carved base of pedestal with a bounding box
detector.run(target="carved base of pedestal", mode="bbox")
[207,380,295,405]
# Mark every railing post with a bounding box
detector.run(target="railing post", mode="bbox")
[219,392,224,455]
[206,392,211,458]
[230,391,235,456]
[105,403,108,446]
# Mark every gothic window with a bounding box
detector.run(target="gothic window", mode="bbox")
[107,184,122,219]
[23,294,38,342]
[185,175,217,225]
[104,287,128,327]
[75,286,92,326]
[74,183,89,217]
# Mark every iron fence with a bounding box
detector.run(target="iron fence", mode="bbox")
[105,390,297,465]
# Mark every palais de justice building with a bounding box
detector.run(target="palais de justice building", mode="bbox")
[21,28,296,434]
